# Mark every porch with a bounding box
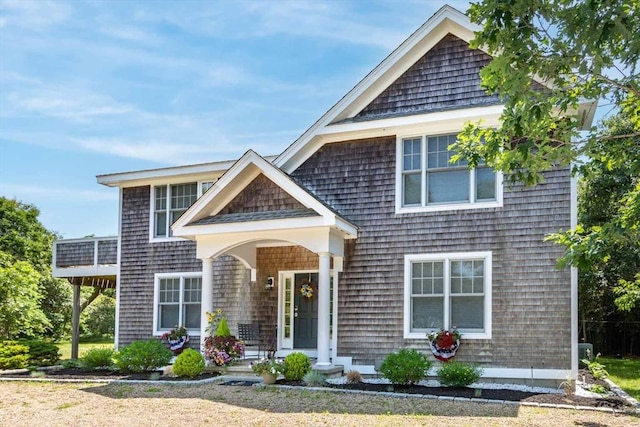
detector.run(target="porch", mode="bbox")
[52,236,118,359]
[206,357,344,379]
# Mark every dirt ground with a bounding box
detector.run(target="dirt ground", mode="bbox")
[0,381,638,427]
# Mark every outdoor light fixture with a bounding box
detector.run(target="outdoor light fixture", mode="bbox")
[265,277,275,289]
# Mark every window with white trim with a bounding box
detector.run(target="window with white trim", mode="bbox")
[404,252,491,339]
[152,181,218,239]
[400,134,498,210]
[155,273,202,334]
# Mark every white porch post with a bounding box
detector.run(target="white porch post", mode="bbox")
[316,252,331,366]
[200,258,214,350]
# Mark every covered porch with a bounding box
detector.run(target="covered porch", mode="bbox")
[171,150,358,369]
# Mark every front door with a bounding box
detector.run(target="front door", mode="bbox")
[280,271,332,351]
[293,273,318,348]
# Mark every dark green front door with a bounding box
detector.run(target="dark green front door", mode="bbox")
[293,273,318,348]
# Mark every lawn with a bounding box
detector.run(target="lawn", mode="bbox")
[56,339,114,360]
[598,356,640,400]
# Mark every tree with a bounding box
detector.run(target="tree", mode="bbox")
[452,0,639,309]
[0,251,50,339]
[0,197,72,338]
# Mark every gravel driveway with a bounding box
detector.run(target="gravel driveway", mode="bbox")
[0,381,637,426]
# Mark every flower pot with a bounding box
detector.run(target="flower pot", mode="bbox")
[261,372,277,384]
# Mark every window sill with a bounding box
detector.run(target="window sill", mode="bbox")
[149,236,188,244]
[396,200,502,215]
[404,331,491,340]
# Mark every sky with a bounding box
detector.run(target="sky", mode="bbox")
[1,0,479,239]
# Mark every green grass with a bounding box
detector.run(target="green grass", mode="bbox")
[56,339,114,361]
[598,357,640,400]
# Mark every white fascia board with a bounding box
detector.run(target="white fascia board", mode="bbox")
[319,105,504,140]
[274,6,478,174]
[96,155,278,188]
[97,160,234,188]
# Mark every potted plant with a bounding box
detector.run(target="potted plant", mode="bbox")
[251,357,286,384]
[161,325,189,355]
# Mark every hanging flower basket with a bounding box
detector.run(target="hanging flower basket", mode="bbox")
[161,325,190,355]
[427,328,461,362]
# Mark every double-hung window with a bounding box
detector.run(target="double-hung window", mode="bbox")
[155,273,202,334]
[404,252,492,339]
[153,183,198,238]
[399,134,500,211]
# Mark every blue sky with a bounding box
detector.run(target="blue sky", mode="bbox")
[1,0,475,239]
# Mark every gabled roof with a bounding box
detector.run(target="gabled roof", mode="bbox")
[274,5,479,173]
[171,150,357,239]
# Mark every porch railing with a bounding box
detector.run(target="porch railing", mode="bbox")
[52,236,118,278]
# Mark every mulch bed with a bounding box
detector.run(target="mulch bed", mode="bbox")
[0,368,632,410]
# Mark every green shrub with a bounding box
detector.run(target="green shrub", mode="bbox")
[80,348,115,370]
[379,349,432,385]
[215,317,231,337]
[437,361,484,387]
[284,352,311,381]
[302,370,326,386]
[18,340,60,367]
[172,349,205,378]
[0,342,30,370]
[114,339,173,373]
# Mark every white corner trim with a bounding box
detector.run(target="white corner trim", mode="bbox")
[114,188,123,350]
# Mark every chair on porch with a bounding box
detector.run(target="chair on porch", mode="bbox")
[238,323,261,359]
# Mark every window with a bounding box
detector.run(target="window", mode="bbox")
[398,134,500,212]
[154,273,202,334]
[404,252,492,339]
[152,180,218,239]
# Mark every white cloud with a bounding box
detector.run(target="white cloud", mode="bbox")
[0,0,71,30]
[0,183,118,202]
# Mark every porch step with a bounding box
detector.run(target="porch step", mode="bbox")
[206,359,344,379]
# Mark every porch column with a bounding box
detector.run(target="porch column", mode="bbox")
[71,280,81,360]
[200,257,214,350]
[316,252,331,366]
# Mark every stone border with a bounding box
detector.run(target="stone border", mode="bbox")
[0,372,637,415]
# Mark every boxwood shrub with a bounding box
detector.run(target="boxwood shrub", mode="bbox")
[379,349,432,385]
[114,339,172,373]
[437,361,484,387]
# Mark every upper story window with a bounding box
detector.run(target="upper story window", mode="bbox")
[152,180,218,239]
[154,183,198,238]
[397,134,501,213]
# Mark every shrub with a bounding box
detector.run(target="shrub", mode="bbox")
[0,341,30,370]
[216,317,231,337]
[303,370,326,386]
[19,340,60,367]
[437,361,484,387]
[284,352,311,381]
[114,339,173,373]
[80,348,115,370]
[345,369,363,384]
[172,349,205,378]
[379,349,432,385]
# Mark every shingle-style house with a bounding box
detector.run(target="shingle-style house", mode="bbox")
[53,5,596,385]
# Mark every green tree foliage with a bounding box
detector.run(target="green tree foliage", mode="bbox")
[80,292,116,338]
[0,197,72,338]
[453,1,639,310]
[0,252,50,338]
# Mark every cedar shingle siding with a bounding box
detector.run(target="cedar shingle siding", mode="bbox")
[291,137,571,369]
[354,34,499,121]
